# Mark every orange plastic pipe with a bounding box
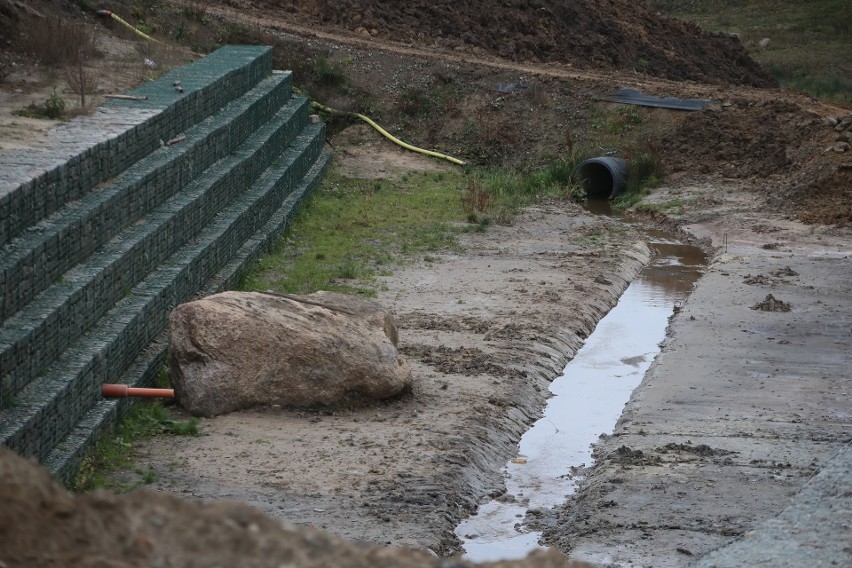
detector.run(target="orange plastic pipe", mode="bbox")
[102,384,174,398]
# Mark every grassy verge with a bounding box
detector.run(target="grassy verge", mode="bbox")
[240,168,468,295]
[649,0,852,102]
[239,163,576,296]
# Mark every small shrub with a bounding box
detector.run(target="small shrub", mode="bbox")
[626,149,665,192]
[461,176,491,214]
[14,87,66,120]
[313,56,350,91]
[613,145,666,210]
[65,60,99,109]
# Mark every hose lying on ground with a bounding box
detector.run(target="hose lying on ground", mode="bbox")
[96,9,160,43]
[312,101,465,166]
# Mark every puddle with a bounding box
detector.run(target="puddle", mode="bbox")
[456,232,706,562]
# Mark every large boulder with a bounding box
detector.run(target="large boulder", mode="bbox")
[168,291,412,416]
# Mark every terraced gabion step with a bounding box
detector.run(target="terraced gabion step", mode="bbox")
[0,123,326,463]
[0,45,273,248]
[0,95,309,407]
[43,152,331,483]
[0,72,293,323]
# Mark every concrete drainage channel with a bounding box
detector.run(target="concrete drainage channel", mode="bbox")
[456,218,707,562]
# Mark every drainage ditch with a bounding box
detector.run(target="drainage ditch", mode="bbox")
[455,220,707,562]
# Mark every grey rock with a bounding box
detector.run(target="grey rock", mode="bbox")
[169,291,412,416]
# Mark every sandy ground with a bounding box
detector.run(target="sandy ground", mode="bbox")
[110,137,654,556]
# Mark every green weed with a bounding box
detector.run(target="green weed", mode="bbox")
[71,401,198,492]
[313,56,350,91]
[14,87,66,120]
[471,156,580,219]
[612,149,666,210]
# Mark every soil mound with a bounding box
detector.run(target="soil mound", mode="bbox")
[661,103,852,225]
[262,0,775,86]
[0,447,576,567]
[751,294,792,312]
[660,100,824,179]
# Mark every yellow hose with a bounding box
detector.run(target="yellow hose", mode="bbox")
[98,10,159,43]
[312,102,465,166]
[111,13,159,42]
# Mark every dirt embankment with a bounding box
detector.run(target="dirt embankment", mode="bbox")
[0,446,575,568]
[659,100,852,225]
[257,0,774,86]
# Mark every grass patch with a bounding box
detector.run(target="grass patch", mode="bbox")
[468,155,584,222]
[591,105,647,135]
[72,401,198,493]
[241,156,592,295]
[240,168,468,295]
[612,149,666,210]
[649,0,852,101]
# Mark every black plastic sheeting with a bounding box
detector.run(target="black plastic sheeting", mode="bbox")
[598,87,712,111]
[575,157,628,200]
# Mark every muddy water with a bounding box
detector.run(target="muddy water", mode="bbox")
[456,232,706,562]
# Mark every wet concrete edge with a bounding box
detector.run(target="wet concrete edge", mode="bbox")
[542,223,852,566]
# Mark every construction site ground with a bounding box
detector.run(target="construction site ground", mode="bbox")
[0,1,850,566]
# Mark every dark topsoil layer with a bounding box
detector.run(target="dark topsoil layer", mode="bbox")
[262,0,775,87]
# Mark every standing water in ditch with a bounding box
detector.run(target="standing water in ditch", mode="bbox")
[456,228,707,562]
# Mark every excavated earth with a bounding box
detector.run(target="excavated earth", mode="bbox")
[256,0,775,86]
[1,0,851,566]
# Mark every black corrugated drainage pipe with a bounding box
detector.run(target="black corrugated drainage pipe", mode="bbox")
[575,157,628,200]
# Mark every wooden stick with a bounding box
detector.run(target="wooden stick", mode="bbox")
[104,94,148,101]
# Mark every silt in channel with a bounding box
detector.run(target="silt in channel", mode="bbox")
[456,232,706,562]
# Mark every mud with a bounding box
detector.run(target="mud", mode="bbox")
[457,239,706,562]
[106,142,651,555]
[0,446,578,568]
